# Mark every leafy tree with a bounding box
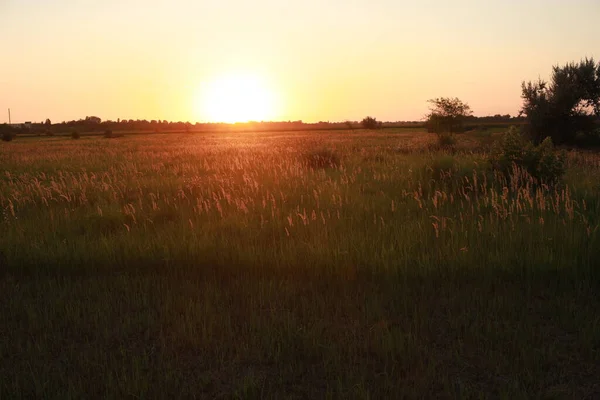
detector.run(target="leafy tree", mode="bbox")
[85,116,101,124]
[44,118,51,126]
[520,58,600,145]
[490,126,566,183]
[425,97,473,135]
[361,116,379,129]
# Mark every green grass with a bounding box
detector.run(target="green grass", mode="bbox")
[1,130,599,398]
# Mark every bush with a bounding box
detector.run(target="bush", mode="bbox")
[104,129,113,138]
[1,125,16,141]
[436,133,456,148]
[490,126,566,183]
[71,131,80,139]
[361,116,379,130]
[303,149,340,169]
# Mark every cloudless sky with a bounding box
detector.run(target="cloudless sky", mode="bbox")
[1,0,598,123]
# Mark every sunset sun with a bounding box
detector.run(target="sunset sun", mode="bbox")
[196,73,278,123]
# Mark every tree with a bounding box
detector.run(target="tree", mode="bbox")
[44,118,51,126]
[85,116,101,124]
[520,58,600,145]
[361,116,379,129]
[1,124,16,141]
[425,97,473,135]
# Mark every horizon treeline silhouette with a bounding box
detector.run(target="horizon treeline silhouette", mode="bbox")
[4,114,526,135]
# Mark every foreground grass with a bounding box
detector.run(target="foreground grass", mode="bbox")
[1,130,599,398]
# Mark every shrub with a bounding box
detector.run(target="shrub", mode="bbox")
[45,129,54,136]
[361,116,379,130]
[490,126,566,183]
[436,133,456,148]
[303,149,340,169]
[71,130,80,139]
[1,125,16,141]
[104,129,114,138]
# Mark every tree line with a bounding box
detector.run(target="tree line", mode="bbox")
[2,115,522,137]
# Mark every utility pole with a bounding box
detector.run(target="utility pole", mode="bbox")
[8,109,11,124]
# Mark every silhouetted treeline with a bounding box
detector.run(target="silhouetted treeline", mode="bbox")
[46,118,422,133]
[14,114,529,135]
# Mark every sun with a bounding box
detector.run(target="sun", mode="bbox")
[196,73,278,123]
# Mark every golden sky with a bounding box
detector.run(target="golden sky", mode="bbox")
[1,0,598,123]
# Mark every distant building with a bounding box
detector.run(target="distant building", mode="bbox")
[8,122,32,130]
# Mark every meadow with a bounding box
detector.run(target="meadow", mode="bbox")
[1,129,599,399]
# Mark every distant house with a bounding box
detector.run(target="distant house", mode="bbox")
[8,122,32,130]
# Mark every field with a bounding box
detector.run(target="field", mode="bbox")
[1,129,599,398]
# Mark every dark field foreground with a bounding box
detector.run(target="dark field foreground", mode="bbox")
[1,130,599,399]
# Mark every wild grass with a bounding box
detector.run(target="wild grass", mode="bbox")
[1,130,599,398]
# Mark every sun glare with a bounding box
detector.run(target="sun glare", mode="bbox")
[196,73,278,123]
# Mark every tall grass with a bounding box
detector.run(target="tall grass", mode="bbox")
[1,131,599,398]
[2,133,597,276]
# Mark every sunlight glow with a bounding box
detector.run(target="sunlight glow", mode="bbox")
[196,73,278,123]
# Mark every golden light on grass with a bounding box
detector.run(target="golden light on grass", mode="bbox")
[195,73,278,123]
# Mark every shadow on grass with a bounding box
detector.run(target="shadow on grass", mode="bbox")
[1,257,599,398]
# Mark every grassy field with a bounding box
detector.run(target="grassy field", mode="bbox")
[1,129,599,399]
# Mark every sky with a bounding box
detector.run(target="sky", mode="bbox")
[1,0,599,123]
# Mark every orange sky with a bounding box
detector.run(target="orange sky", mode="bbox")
[1,0,598,123]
